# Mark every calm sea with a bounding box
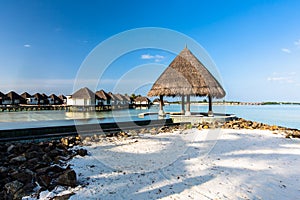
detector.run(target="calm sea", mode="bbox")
[0,104,299,130]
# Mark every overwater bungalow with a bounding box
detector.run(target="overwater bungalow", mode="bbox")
[0,92,5,105]
[58,95,67,105]
[95,89,111,106]
[69,87,96,106]
[124,94,133,105]
[48,94,63,105]
[134,96,151,107]
[32,93,47,105]
[21,92,34,105]
[108,92,120,106]
[148,47,225,117]
[41,93,50,104]
[2,91,25,105]
[115,93,128,105]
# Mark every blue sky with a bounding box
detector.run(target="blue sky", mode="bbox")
[0,0,300,102]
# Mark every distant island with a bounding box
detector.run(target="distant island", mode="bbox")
[169,100,300,106]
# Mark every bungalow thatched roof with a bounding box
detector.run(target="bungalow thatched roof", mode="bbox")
[134,96,150,103]
[42,93,49,99]
[33,93,44,100]
[95,90,111,100]
[49,94,60,100]
[58,95,67,100]
[5,91,24,101]
[115,93,128,102]
[108,92,120,101]
[21,92,32,99]
[123,94,131,102]
[147,47,225,99]
[0,92,5,99]
[72,87,95,99]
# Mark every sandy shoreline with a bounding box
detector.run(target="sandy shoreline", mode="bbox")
[36,128,300,200]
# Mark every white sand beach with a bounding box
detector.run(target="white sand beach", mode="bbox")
[38,128,300,200]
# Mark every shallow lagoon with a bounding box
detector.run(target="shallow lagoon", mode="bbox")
[0,104,299,130]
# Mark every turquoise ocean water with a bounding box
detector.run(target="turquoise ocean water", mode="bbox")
[0,104,299,130]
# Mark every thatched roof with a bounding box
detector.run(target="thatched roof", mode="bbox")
[0,92,5,99]
[108,92,120,101]
[49,94,60,100]
[115,93,129,102]
[21,92,32,99]
[134,96,150,103]
[33,93,44,100]
[42,93,49,98]
[123,94,131,102]
[58,95,67,100]
[72,87,95,99]
[5,91,24,101]
[95,90,111,100]
[148,47,225,98]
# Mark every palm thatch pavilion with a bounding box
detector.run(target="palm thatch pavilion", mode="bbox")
[148,47,225,117]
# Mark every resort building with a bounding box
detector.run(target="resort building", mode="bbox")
[32,93,47,105]
[48,94,63,105]
[95,89,111,106]
[21,92,35,105]
[66,95,73,106]
[115,93,129,105]
[58,95,67,105]
[148,47,225,117]
[123,94,133,105]
[108,92,120,106]
[69,87,96,106]
[41,93,50,104]
[2,91,25,105]
[0,92,5,105]
[0,88,134,111]
[134,96,151,107]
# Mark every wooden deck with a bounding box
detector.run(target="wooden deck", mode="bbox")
[0,103,138,112]
[0,105,69,112]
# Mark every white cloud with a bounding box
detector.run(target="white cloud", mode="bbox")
[141,54,165,62]
[267,72,296,84]
[141,54,154,59]
[155,55,164,59]
[24,44,31,48]
[294,39,300,47]
[281,48,291,53]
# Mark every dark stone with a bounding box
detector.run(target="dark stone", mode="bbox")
[25,151,43,159]
[51,192,75,200]
[37,174,51,189]
[9,155,26,163]
[7,145,16,154]
[0,177,12,189]
[76,148,88,157]
[26,144,43,153]
[11,171,33,184]
[56,169,77,187]
[48,166,65,179]
[0,166,8,173]
[48,149,60,158]
[42,154,53,163]
[22,182,37,192]
[4,180,23,194]
[33,162,48,171]
[13,188,32,200]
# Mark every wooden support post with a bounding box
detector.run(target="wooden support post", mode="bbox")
[181,95,185,114]
[208,95,214,117]
[185,95,191,116]
[158,95,165,116]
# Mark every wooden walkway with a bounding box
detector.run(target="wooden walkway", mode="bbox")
[0,104,135,112]
[0,105,69,112]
